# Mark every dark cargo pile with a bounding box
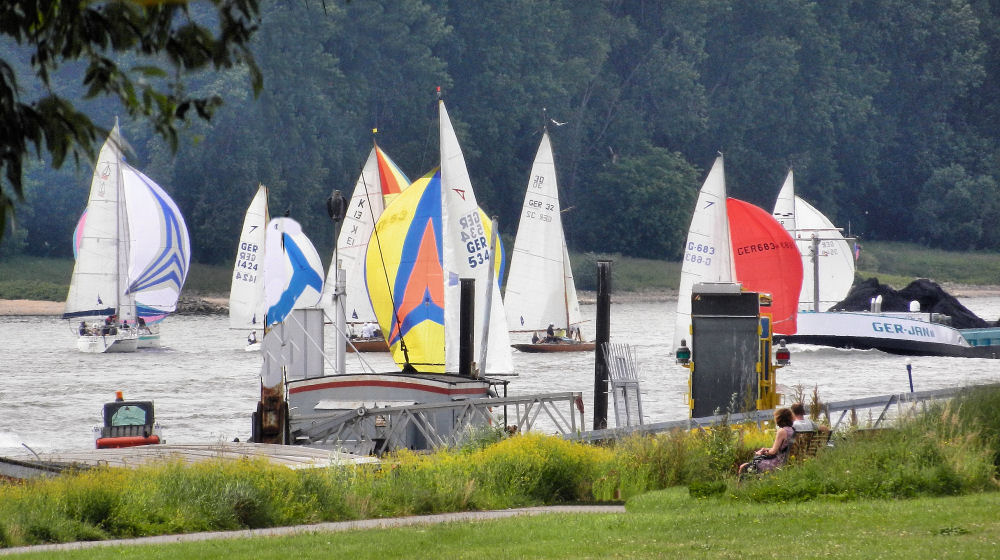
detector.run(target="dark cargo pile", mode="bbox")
[830,278,994,329]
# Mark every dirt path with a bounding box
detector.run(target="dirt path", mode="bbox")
[0,505,625,556]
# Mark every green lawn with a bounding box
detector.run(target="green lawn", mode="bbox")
[8,489,999,559]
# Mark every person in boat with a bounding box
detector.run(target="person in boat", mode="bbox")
[531,331,540,344]
[361,322,377,339]
[565,325,581,342]
[137,317,150,334]
[122,319,129,330]
[79,321,89,336]
[738,408,795,477]
[247,331,258,345]
[545,323,556,343]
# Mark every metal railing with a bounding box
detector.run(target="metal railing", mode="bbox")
[292,391,585,453]
[569,383,999,443]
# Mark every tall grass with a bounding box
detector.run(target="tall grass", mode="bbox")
[2,388,999,548]
[0,256,72,300]
[728,387,1000,502]
[570,252,680,292]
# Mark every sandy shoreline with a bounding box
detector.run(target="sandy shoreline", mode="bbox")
[0,297,231,317]
[4,284,1000,316]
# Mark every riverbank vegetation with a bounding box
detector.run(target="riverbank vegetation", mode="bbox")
[7,2,1000,269]
[2,386,997,550]
[4,242,1000,302]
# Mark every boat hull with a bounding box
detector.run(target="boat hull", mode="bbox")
[137,333,160,349]
[77,333,139,353]
[512,341,596,353]
[783,311,998,358]
[286,372,493,450]
[346,337,389,353]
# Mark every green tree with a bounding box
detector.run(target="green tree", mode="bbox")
[575,146,698,259]
[0,0,262,240]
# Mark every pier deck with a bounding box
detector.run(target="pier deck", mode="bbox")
[1,441,375,480]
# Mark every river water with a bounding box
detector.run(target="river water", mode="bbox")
[3,297,1000,456]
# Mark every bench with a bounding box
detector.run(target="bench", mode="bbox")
[787,430,831,463]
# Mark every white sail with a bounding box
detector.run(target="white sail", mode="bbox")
[439,100,514,374]
[323,145,410,325]
[123,164,190,315]
[230,185,270,329]
[772,170,855,311]
[672,155,734,350]
[263,217,324,326]
[64,121,134,323]
[504,129,581,332]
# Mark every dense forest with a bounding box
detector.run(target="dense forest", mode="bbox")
[3,0,1000,266]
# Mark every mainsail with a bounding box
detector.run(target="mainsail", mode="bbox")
[504,129,582,332]
[64,121,131,322]
[323,144,410,324]
[727,198,803,335]
[229,185,269,329]
[672,155,734,351]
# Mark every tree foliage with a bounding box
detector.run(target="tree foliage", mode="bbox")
[5,0,1000,267]
[0,0,261,237]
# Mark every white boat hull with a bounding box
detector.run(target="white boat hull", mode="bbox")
[137,333,160,349]
[786,311,975,357]
[76,333,139,353]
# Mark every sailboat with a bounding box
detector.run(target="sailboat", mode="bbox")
[504,128,591,352]
[229,184,269,350]
[673,155,802,350]
[770,171,990,356]
[321,142,410,352]
[284,97,511,429]
[673,155,735,351]
[771,170,855,311]
[64,120,190,353]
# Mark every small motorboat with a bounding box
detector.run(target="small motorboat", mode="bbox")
[93,391,163,449]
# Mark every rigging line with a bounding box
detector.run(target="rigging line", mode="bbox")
[364,146,413,368]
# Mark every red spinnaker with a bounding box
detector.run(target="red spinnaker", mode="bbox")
[727,198,803,335]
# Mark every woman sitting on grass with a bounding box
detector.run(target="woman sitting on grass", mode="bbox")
[738,407,795,477]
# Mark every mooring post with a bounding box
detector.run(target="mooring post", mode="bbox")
[460,278,475,377]
[594,260,612,430]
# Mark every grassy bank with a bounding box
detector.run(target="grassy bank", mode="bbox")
[4,241,1000,301]
[2,387,998,551]
[0,257,233,301]
[11,491,999,559]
